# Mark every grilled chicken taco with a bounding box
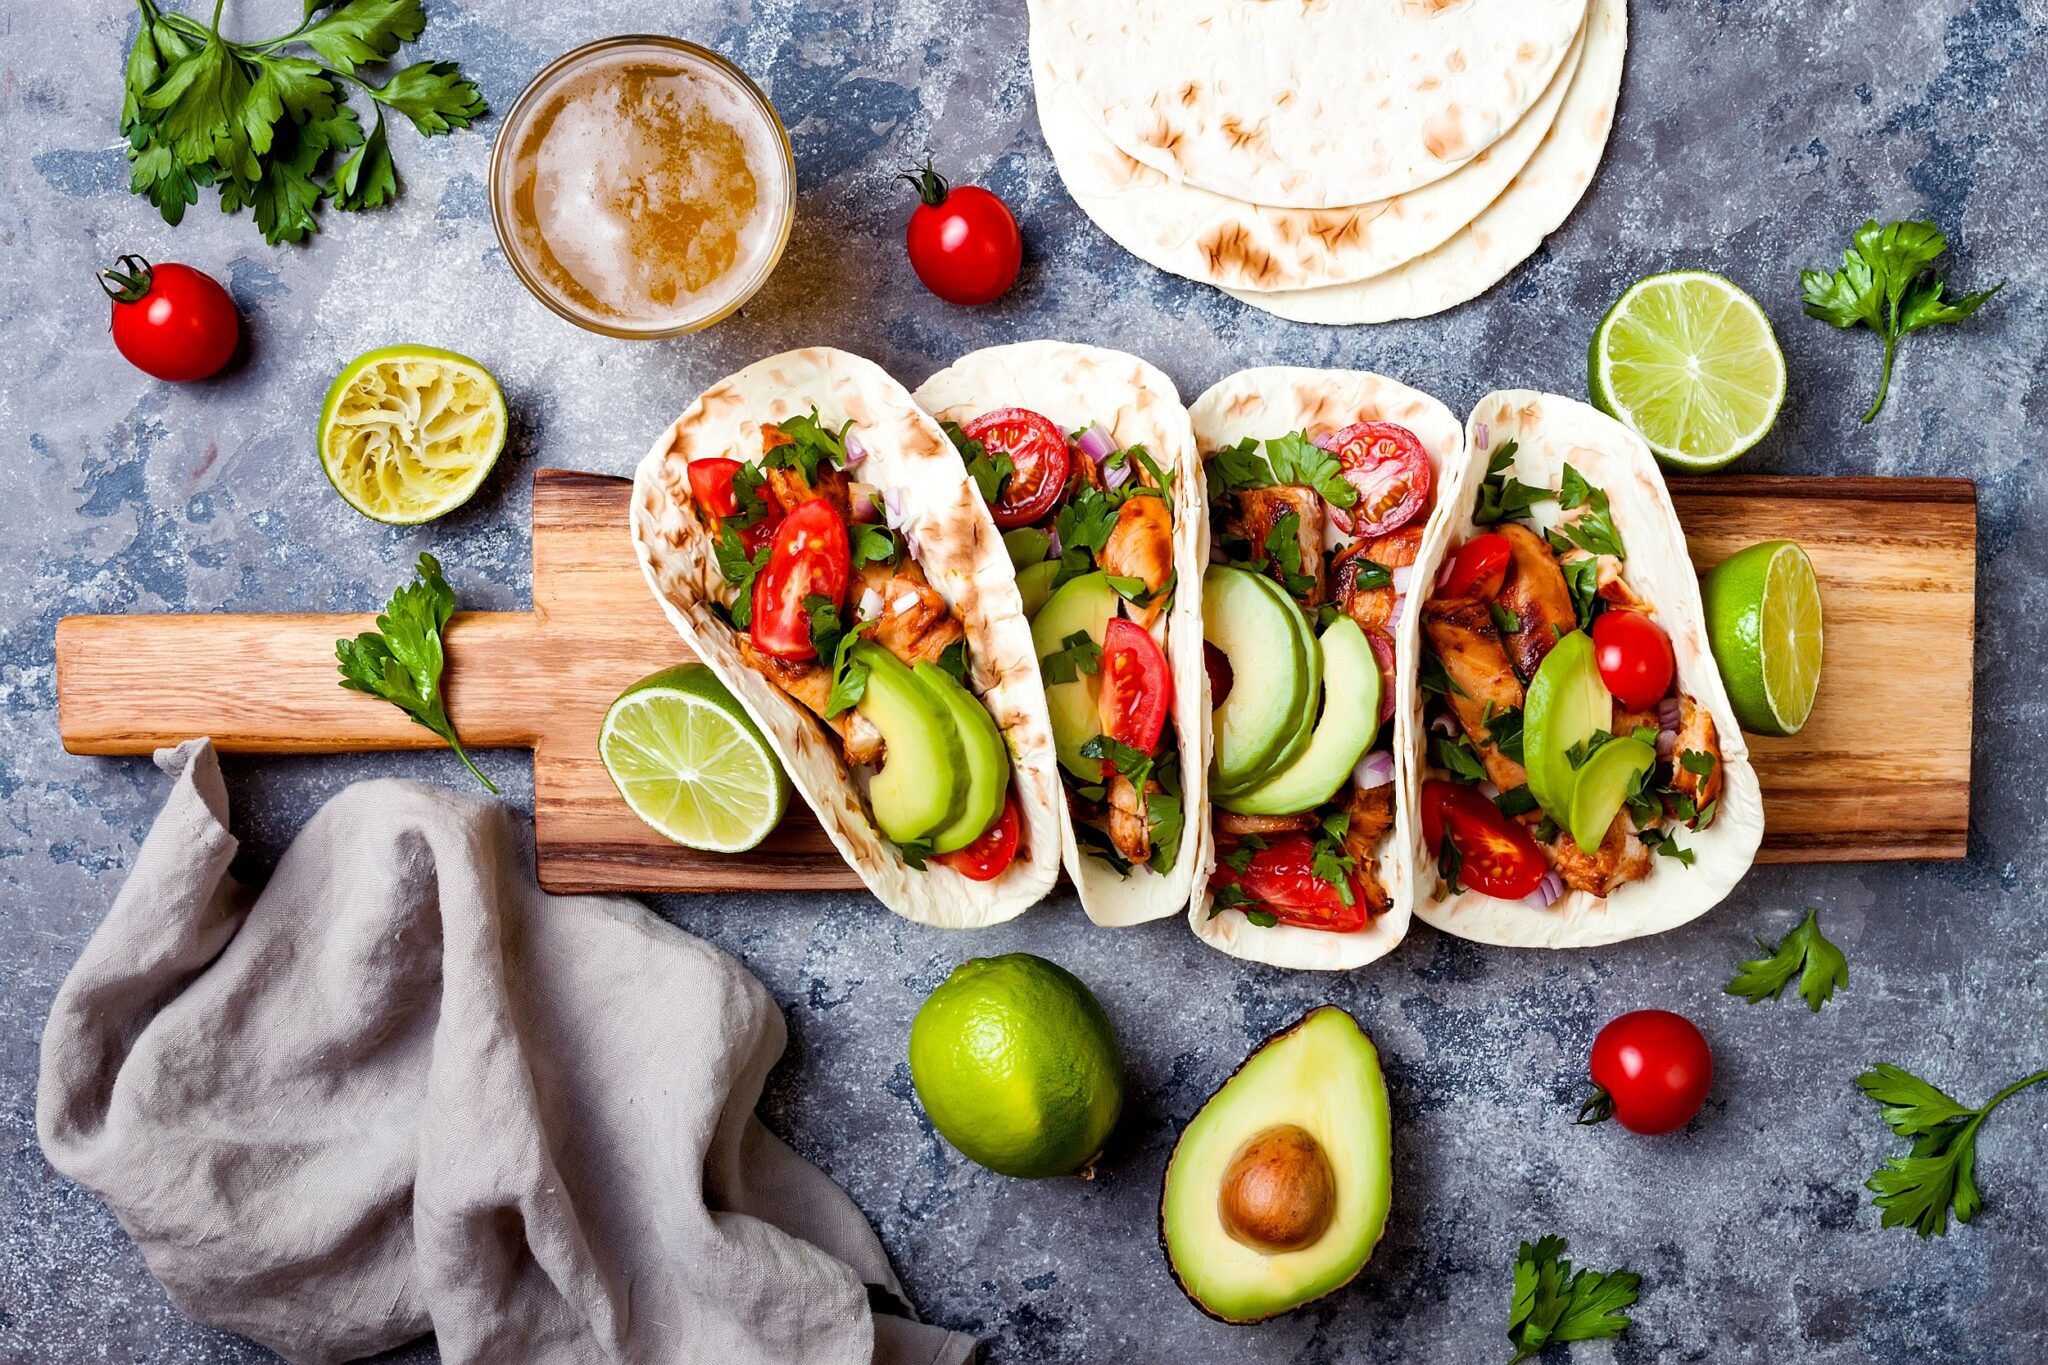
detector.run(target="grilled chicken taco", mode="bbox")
[913,342,1207,927]
[1187,369,1463,970]
[1404,391,1762,947]
[631,347,1063,927]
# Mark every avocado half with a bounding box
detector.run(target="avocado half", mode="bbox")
[1159,1006,1393,1324]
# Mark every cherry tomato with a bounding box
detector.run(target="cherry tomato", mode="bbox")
[1420,779,1546,900]
[1579,1009,1713,1135]
[1211,835,1370,933]
[1366,628,1396,724]
[749,499,850,659]
[1439,533,1511,600]
[1098,618,1171,760]
[99,255,239,382]
[1591,610,1676,711]
[1327,421,1432,536]
[935,793,1021,881]
[688,457,745,518]
[961,407,1070,528]
[1204,641,1234,707]
[900,160,1021,307]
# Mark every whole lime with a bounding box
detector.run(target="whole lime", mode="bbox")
[908,954,1124,1178]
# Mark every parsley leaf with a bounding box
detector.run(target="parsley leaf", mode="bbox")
[1243,906,1279,928]
[1073,822,1134,877]
[1506,1236,1639,1365]
[1041,630,1103,686]
[1482,705,1526,764]
[1725,909,1848,1011]
[1434,734,1488,784]
[1857,1063,2048,1237]
[942,421,1014,504]
[1494,783,1539,819]
[937,638,970,684]
[1489,602,1522,635]
[1207,881,1256,915]
[850,523,904,568]
[1079,733,1153,783]
[1211,431,1356,508]
[764,410,853,484]
[1051,488,1122,584]
[1311,811,1356,905]
[1548,465,1626,560]
[712,527,773,630]
[1259,511,1316,600]
[1637,827,1695,866]
[1145,754,1185,874]
[335,553,494,792]
[1220,833,1267,873]
[1420,649,1468,700]
[896,838,933,870]
[1558,553,1603,629]
[1471,441,1548,526]
[823,623,875,717]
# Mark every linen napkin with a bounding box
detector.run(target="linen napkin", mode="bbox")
[37,739,975,1365]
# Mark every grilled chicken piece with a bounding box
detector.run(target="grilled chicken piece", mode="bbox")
[1546,813,1652,896]
[1215,810,1317,837]
[1343,782,1394,861]
[1668,694,1724,820]
[739,639,885,767]
[1099,494,1175,628]
[1421,597,1534,791]
[1496,524,1576,679]
[762,461,852,521]
[1107,772,1157,865]
[1068,448,1104,494]
[1335,527,1422,634]
[1230,484,1325,606]
[856,560,964,669]
[1558,546,1648,612]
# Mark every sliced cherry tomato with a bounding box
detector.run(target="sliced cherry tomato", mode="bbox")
[1204,641,1234,707]
[749,499,850,659]
[961,406,1071,529]
[1328,421,1432,536]
[1420,779,1546,900]
[935,793,1021,881]
[688,457,745,518]
[1439,532,1511,600]
[1099,618,1171,759]
[740,506,784,556]
[1580,1009,1713,1135]
[1365,628,1396,724]
[1210,835,1371,933]
[99,255,240,383]
[900,161,1022,307]
[1591,610,1676,711]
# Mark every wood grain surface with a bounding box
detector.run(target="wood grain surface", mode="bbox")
[56,469,1976,892]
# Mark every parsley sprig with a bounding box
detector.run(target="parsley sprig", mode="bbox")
[1857,1062,2048,1237]
[335,553,494,792]
[1725,909,1847,1011]
[1506,1236,1639,1364]
[1210,431,1357,509]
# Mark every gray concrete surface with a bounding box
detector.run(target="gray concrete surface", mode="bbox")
[4,1,2046,1360]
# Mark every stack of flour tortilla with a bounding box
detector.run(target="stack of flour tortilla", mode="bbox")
[1027,0,1625,324]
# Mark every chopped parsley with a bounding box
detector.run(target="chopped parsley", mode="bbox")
[1210,431,1357,508]
[849,523,905,567]
[823,622,876,717]
[942,421,1015,504]
[1471,441,1547,526]
[1258,511,1317,600]
[1434,734,1488,784]
[1040,630,1103,685]
[1489,602,1523,635]
[764,410,854,485]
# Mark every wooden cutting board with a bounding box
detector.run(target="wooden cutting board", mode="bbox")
[56,469,1976,892]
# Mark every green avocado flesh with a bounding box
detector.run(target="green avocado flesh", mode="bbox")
[1015,559,1059,620]
[1217,616,1381,816]
[1030,572,1121,780]
[1204,566,1314,794]
[854,644,965,844]
[1523,630,1612,822]
[1567,735,1655,853]
[914,660,1010,854]
[1161,1007,1392,1324]
[1003,526,1054,570]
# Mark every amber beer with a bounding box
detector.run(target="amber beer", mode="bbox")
[491,37,795,338]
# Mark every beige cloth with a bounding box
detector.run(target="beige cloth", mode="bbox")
[37,739,976,1365]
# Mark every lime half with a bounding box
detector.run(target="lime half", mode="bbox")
[600,665,788,852]
[319,344,508,524]
[1589,271,1787,470]
[1700,540,1823,737]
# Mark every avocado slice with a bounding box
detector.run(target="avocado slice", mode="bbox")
[1030,572,1122,780]
[1016,559,1059,620]
[854,643,966,845]
[1217,616,1381,817]
[1522,630,1612,823]
[1003,526,1054,570]
[913,660,1011,854]
[1567,735,1656,852]
[1203,566,1314,794]
[1160,1007,1392,1324]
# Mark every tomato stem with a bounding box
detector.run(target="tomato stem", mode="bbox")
[1573,1085,1615,1126]
[898,157,949,208]
[97,254,155,304]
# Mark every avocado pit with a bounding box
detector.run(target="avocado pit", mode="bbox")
[1217,1122,1335,1254]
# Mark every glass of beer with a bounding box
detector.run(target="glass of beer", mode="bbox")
[489,36,796,339]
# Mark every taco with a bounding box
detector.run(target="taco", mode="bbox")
[631,347,1063,927]
[1403,391,1763,948]
[912,342,1207,927]
[1187,369,1463,970]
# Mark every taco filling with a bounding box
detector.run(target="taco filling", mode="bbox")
[942,408,1185,879]
[1418,445,1724,905]
[690,410,1022,880]
[1200,421,1434,932]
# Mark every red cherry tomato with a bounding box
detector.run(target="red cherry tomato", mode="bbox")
[1204,641,1234,707]
[1210,834,1370,933]
[1439,533,1511,600]
[749,499,850,659]
[688,457,745,518]
[99,255,239,382]
[1327,421,1432,536]
[900,161,1021,307]
[1365,627,1396,724]
[1591,610,1677,711]
[1420,779,1546,900]
[1098,618,1171,760]
[1581,1009,1713,1135]
[935,792,1021,881]
[960,407,1070,528]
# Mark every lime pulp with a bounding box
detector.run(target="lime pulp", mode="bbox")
[600,664,789,851]
[319,344,508,524]
[1700,540,1823,737]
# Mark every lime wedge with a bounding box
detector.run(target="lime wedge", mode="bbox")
[1700,540,1823,736]
[601,665,789,851]
[1589,271,1786,470]
[319,344,507,524]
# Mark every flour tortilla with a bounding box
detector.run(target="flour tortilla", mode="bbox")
[1030,0,1587,210]
[1187,369,1463,970]
[1225,0,1626,324]
[631,347,1063,928]
[1402,391,1763,948]
[914,342,1209,929]
[1031,21,1585,293]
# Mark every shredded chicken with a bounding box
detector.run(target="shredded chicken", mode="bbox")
[1421,597,1534,791]
[855,560,964,669]
[1107,772,1158,865]
[1099,495,1174,628]
[1496,524,1575,680]
[1230,484,1325,605]
[1343,783,1394,861]
[1335,527,1422,634]
[762,461,852,521]
[1547,812,1652,895]
[1668,694,1724,819]
[1215,810,1317,836]
[738,639,885,767]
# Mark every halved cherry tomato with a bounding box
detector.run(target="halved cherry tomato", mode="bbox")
[1581,1009,1713,1134]
[688,457,745,518]
[1204,641,1234,707]
[750,499,850,659]
[1366,628,1396,724]
[1439,532,1511,600]
[1099,618,1170,759]
[1328,421,1432,537]
[1420,779,1546,900]
[741,507,784,556]
[1591,610,1676,711]
[962,407,1071,528]
[936,792,1021,881]
[1210,835,1370,933]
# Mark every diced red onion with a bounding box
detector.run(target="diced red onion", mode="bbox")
[843,430,867,467]
[1474,423,1490,451]
[1430,710,1460,737]
[1328,506,1354,536]
[1391,564,1414,596]
[1657,696,1683,727]
[1353,750,1395,789]
[1077,423,1118,465]
[849,482,882,523]
[1210,539,1228,564]
[1477,779,1501,799]
[903,529,922,561]
[1104,458,1134,491]
[1047,526,1062,556]
[882,487,905,527]
[1311,431,1340,452]
[856,586,883,621]
[1435,557,1457,591]
[1521,869,1565,910]
[1657,727,1679,761]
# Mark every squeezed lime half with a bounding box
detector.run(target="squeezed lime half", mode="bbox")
[319,344,508,524]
